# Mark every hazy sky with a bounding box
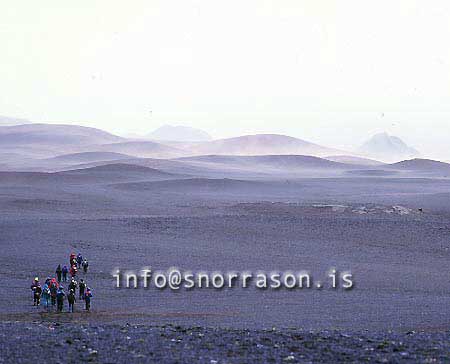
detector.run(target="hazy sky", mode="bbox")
[1,1,450,158]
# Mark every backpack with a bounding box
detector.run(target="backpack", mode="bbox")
[50,285,57,296]
[85,291,92,301]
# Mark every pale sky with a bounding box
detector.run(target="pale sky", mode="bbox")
[1,1,450,158]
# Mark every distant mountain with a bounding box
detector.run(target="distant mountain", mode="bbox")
[0,115,32,125]
[190,134,343,157]
[148,125,212,142]
[358,133,419,162]
[0,123,126,159]
[0,123,124,147]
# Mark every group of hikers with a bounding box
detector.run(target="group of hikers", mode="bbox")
[30,252,93,313]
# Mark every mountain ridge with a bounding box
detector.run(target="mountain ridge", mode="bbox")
[190,134,346,157]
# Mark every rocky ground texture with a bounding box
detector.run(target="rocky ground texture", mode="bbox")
[0,321,449,363]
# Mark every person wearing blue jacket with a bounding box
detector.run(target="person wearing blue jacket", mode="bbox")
[56,286,65,312]
[42,282,51,310]
[84,288,93,311]
[62,265,68,282]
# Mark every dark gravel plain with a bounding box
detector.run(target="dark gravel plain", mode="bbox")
[0,320,449,364]
[1,174,450,363]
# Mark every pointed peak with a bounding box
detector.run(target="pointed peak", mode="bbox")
[358,133,420,163]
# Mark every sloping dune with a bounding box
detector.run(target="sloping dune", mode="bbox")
[345,169,399,177]
[177,154,357,170]
[94,141,187,158]
[112,177,264,192]
[0,171,60,184]
[59,158,210,176]
[59,163,178,178]
[48,151,134,163]
[0,164,181,185]
[388,158,450,171]
[325,155,384,166]
[63,155,362,179]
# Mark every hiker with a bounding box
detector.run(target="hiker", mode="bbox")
[55,264,62,282]
[42,282,51,310]
[69,277,78,292]
[82,258,89,274]
[33,284,42,306]
[70,253,77,268]
[76,253,83,269]
[62,265,68,282]
[56,286,65,312]
[79,279,86,300]
[84,288,93,311]
[31,276,39,286]
[70,265,77,278]
[30,278,42,306]
[30,277,39,294]
[67,289,76,313]
[50,279,58,307]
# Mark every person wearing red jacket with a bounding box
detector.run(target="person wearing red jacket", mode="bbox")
[69,253,77,268]
[70,265,78,278]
